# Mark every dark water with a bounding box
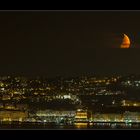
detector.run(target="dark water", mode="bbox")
[0,122,140,129]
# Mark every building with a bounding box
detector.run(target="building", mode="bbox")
[123,111,140,123]
[121,100,140,107]
[74,109,88,122]
[93,113,123,122]
[31,110,76,124]
[0,110,28,122]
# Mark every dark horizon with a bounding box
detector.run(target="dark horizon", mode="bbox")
[0,11,140,77]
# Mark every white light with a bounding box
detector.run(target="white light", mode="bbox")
[1,88,4,91]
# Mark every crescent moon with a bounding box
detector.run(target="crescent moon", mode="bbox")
[120,34,130,48]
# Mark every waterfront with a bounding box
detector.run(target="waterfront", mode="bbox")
[0,122,140,129]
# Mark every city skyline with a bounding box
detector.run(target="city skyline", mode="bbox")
[0,74,139,129]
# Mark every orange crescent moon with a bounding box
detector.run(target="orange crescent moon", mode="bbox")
[120,34,130,48]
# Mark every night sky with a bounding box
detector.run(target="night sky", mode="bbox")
[0,11,140,77]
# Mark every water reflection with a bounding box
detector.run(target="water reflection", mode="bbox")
[74,123,88,129]
[0,122,140,129]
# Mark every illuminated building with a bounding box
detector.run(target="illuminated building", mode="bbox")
[4,103,15,110]
[0,111,28,122]
[32,110,76,123]
[123,111,140,123]
[74,109,88,122]
[36,110,76,117]
[2,94,11,100]
[121,100,140,107]
[93,113,123,122]
[0,103,3,109]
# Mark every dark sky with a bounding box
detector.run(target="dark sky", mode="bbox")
[0,11,140,77]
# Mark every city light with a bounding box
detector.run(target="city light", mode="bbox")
[0,75,139,129]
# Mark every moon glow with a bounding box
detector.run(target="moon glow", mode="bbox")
[120,34,130,48]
